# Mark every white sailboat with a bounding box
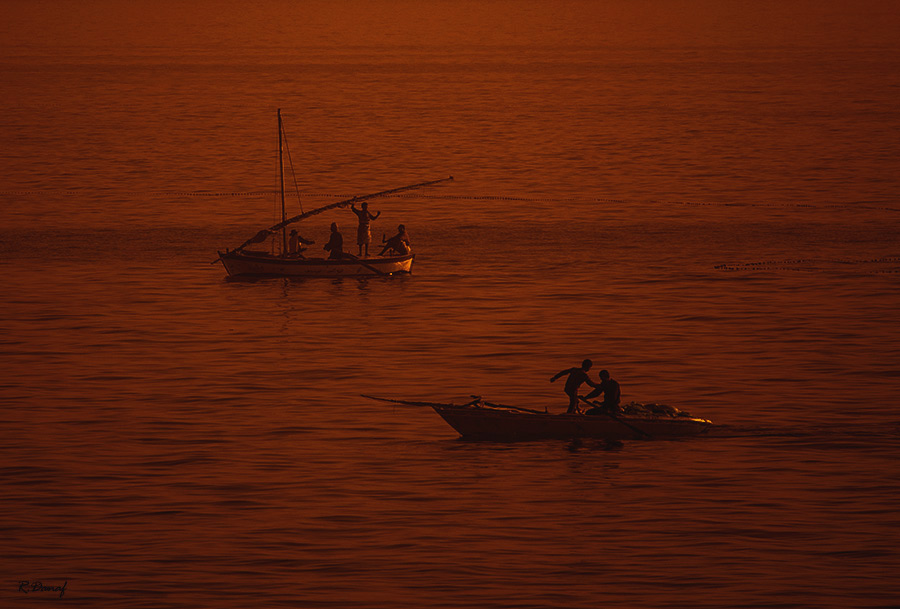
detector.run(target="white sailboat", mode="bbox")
[217,109,452,277]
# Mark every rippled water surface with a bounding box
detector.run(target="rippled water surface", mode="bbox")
[2,1,900,607]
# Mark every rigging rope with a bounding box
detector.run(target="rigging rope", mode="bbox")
[281,123,303,215]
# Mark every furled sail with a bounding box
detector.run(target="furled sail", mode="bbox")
[243,229,273,245]
[233,176,453,251]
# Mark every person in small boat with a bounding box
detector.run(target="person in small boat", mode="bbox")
[288,229,314,257]
[350,201,381,257]
[584,369,621,415]
[550,359,597,414]
[323,222,345,259]
[378,224,411,256]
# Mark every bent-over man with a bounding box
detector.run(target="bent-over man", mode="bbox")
[550,359,597,414]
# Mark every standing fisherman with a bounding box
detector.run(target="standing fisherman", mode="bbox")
[350,201,381,257]
[550,359,597,414]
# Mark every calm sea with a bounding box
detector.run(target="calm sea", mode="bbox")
[2,1,899,607]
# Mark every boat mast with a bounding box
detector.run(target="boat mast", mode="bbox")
[278,108,287,255]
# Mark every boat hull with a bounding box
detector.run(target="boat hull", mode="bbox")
[432,405,713,441]
[219,251,414,277]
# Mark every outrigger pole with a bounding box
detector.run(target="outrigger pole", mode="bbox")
[233,175,454,252]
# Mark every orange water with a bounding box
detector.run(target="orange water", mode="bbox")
[2,1,899,607]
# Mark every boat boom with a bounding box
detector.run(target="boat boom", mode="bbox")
[233,175,454,251]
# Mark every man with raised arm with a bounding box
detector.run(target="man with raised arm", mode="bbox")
[350,201,381,257]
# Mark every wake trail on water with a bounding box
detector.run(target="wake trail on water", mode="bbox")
[707,421,900,443]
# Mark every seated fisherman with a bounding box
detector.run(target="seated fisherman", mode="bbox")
[379,224,411,256]
[323,222,345,259]
[584,369,621,414]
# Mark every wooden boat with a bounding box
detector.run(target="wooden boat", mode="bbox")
[433,404,713,441]
[216,109,452,278]
[365,395,714,441]
[219,249,415,277]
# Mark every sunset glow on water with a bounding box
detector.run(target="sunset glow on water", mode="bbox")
[2,1,899,607]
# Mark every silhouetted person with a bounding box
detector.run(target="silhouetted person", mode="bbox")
[585,369,621,414]
[323,222,344,259]
[288,229,314,256]
[351,201,381,257]
[551,359,597,414]
[379,224,411,256]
